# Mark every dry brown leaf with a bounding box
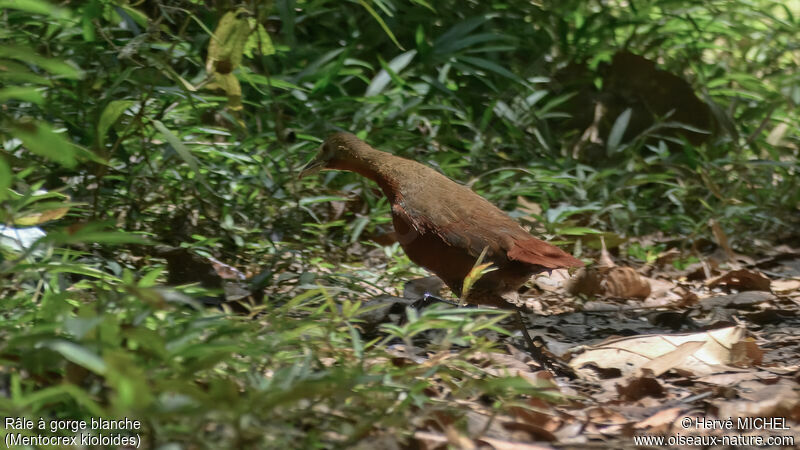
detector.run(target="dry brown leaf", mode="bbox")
[604,267,651,299]
[730,339,764,367]
[616,376,665,401]
[707,269,771,292]
[569,326,748,378]
[709,218,736,262]
[599,235,615,267]
[565,268,603,297]
[566,266,651,299]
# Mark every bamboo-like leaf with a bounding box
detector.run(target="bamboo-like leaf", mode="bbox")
[358,0,404,50]
[152,120,201,173]
[366,50,417,97]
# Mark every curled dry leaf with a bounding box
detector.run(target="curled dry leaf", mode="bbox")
[566,266,651,299]
[707,269,771,292]
[569,326,752,378]
[605,267,652,299]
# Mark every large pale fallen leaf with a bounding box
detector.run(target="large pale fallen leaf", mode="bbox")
[569,326,749,378]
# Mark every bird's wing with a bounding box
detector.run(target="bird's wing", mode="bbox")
[394,181,583,269]
[393,183,524,262]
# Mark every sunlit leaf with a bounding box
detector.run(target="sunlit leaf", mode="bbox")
[0,86,45,104]
[366,50,416,96]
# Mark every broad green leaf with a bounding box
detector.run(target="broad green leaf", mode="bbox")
[0,46,82,79]
[557,227,603,236]
[433,15,491,54]
[607,107,632,153]
[45,340,107,375]
[299,195,349,206]
[97,100,135,147]
[366,50,416,96]
[459,55,524,83]
[0,0,71,19]
[0,86,44,104]
[11,121,79,168]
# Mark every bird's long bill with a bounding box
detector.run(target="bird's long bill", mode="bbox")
[298,147,325,179]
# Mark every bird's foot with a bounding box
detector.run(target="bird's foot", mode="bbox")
[514,311,576,379]
[409,293,461,310]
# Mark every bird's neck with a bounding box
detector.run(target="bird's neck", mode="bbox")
[335,149,404,201]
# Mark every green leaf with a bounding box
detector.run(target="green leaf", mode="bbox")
[458,55,524,83]
[358,0,404,50]
[366,50,417,96]
[0,86,45,104]
[0,158,10,201]
[97,100,136,147]
[557,227,603,236]
[152,120,201,173]
[11,121,79,168]
[607,107,632,153]
[0,0,71,19]
[45,340,107,375]
[0,45,82,79]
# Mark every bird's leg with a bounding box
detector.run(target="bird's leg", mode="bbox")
[514,309,576,379]
[410,293,461,309]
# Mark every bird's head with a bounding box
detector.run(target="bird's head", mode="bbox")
[298,132,367,179]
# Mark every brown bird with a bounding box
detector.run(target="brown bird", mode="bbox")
[299,133,584,365]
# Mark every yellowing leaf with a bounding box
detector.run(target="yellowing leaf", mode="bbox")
[15,206,70,226]
[461,246,498,303]
[206,10,252,75]
[243,19,275,57]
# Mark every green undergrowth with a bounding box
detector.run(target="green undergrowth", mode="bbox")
[1,0,798,447]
